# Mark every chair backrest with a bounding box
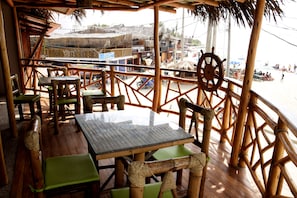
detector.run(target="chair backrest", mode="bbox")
[10,74,22,96]
[52,78,81,113]
[178,98,214,154]
[23,115,44,191]
[47,67,68,77]
[178,98,214,197]
[51,79,81,101]
[83,95,125,113]
[127,153,206,198]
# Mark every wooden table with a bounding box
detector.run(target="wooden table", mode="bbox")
[75,107,194,187]
[38,76,80,86]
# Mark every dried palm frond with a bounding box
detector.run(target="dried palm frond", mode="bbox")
[191,0,286,27]
[71,9,87,25]
[17,8,54,22]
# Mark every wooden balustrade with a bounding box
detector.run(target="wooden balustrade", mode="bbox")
[19,59,297,196]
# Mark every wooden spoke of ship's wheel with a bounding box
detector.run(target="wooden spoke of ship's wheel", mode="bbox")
[197,47,225,92]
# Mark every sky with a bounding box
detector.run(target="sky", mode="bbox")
[53,1,297,67]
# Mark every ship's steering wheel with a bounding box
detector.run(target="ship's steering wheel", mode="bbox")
[197,48,226,92]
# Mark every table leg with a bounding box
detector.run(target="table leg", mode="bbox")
[114,153,145,188]
[134,153,145,161]
[115,157,125,187]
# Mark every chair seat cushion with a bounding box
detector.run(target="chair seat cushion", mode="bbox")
[13,94,40,103]
[152,145,193,160]
[82,90,105,96]
[57,98,78,105]
[111,182,173,198]
[47,86,53,91]
[44,153,99,190]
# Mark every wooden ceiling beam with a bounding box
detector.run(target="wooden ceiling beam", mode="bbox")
[192,0,219,7]
[92,7,138,12]
[156,6,177,13]
[92,2,137,10]
[19,23,48,33]
[167,2,195,10]
[93,0,137,7]
[5,0,14,7]
[13,2,77,8]
[138,0,179,11]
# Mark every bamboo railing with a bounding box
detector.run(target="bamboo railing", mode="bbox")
[20,59,297,197]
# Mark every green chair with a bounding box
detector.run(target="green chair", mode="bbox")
[47,67,68,113]
[152,98,214,196]
[82,70,106,110]
[111,153,207,198]
[83,94,125,113]
[111,183,173,198]
[24,115,99,197]
[10,73,42,121]
[52,78,81,134]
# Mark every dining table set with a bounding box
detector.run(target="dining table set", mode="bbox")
[38,74,194,189]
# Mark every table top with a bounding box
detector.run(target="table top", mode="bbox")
[38,76,80,86]
[75,107,194,160]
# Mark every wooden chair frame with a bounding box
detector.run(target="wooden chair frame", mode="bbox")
[52,78,81,134]
[112,153,206,198]
[83,95,125,113]
[178,97,214,197]
[152,97,214,197]
[47,67,68,77]
[10,73,42,121]
[47,67,68,113]
[24,116,99,197]
[81,70,106,107]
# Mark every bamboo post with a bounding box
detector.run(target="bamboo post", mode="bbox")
[0,131,8,185]
[220,82,233,143]
[0,2,9,184]
[152,6,161,112]
[265,119,287,197]
[238,94,256,167]
[230,0,266,167]
[114,157,125,188]
[110,64,115,97]
[0,1,17,137]
[13,7,23,60]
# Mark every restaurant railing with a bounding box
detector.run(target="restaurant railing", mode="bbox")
[20,59,297,197]
[239,90,297,197]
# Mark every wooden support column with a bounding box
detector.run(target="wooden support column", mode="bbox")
[114,157,125,188]
[13,7,22,59]
[152,5,161,112]
[230,0,266,167]
[0,131,8,185]
[0,1,17,137]
[238,94,256,167]
[0,0,17,186]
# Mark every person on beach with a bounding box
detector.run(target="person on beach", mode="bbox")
[281,72,284,80]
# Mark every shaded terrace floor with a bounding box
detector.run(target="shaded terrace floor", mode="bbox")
[0,97,262,197]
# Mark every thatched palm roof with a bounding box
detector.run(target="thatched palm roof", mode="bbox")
[191,0,284,27]
[11,0,285,27]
